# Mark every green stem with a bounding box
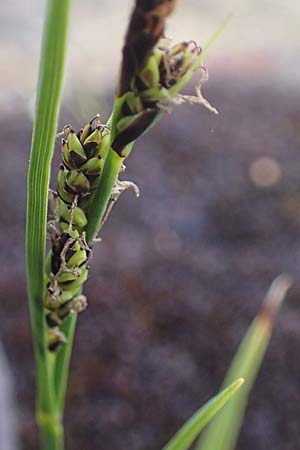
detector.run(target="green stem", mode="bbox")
[26,0,71,449]
[54,314,77,412]
[86,99,132,244]
[86,148,124,243]
[37,410,64,450]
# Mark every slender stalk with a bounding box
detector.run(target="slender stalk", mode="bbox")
[85,96,136,244]
[86,148,124,243]
[37,411,64,450]
[54,314,77,413]
[26,0,71,448]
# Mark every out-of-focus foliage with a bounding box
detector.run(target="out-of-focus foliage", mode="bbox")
[197,275,292,450]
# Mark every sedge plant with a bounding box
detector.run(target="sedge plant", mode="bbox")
[25,1,288,449]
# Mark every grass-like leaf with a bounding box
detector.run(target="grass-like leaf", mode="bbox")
[26,0,71,447]
[197,274,292,450]
[161,378,244,450]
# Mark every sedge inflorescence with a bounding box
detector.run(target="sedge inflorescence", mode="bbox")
[44,0,213,351]
[113,37,203,155]
[45,116,110,350]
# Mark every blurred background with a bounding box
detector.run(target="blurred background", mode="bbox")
[0,0,300,449]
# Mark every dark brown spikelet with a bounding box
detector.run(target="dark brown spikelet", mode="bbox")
[118,0,178,95]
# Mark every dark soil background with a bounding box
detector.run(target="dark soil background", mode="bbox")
[1,79,300,450]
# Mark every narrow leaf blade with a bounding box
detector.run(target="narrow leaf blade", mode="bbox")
[197,274,292,450]
[161,378,244,450]
[26,0,71,413]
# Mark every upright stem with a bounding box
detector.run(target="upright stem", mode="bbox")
[54,314,77,413]
[38,409,64,450]
[86,100,132,244]
[86,149,124,243]
[26,1,71,449]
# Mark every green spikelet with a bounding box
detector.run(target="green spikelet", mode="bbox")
[44,115,110,350]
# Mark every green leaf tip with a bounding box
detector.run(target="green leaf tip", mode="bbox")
[161,378,244,450]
